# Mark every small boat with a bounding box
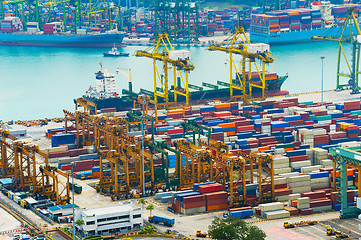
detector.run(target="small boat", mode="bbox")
[103,44,129,57]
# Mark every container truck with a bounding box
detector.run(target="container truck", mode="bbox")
[148,215,175,227]
[69,182,82,194]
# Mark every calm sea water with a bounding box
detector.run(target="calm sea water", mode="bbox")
[0,41,351,121]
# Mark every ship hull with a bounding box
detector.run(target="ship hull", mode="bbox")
[87,76,288,111]
[250,25,358,44]
[0,31,125,47]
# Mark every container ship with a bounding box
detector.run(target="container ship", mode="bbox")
[84,67,289,111]
[250,2,361,44]
[0,17,125,47]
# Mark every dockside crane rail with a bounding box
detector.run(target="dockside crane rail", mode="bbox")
[312,8,361,94]
[134,33,195,107]
[207,27,274,103]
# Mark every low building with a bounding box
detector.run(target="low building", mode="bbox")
[47,204,79,222]
[74,201,143,236]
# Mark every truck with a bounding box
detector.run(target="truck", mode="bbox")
[283,221,317,228]
[148,215,175,227]
[69,182,82,194]
[223,209,253,219]
[326,227,349,239]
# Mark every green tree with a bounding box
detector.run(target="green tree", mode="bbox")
[75,219,84,228]
[138,198,147,209]
[208,217,266,240]
[146,204,154,216]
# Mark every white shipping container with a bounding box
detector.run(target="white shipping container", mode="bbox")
[290,160,312,169]
[265,210,290,220]
[288,174,311,183]
[274,167,292,175]
[273,156,289,164]
[291,186,312,194]
[312,205,332,213]
[274,163,290,169]
[274,177,287,185]
[288,193,301,201]
[321,159,333,168]
[168,50,191,61]
[297,197,310,204]
[247,43,270,53]
[301,165,322,173]
[259,202,284,212]
[280,172,300,179]
[289,181,311,188]
[276,195,289,202]
[311,182,330,190]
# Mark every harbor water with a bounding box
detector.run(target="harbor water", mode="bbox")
[0,41,352,121]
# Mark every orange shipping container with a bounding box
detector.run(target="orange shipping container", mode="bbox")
[218,122,236,128]
[258,146,269,152]
[206,204,228,212]
[226,132,236,137]
[291,200,297,207]
[284,148,294,152]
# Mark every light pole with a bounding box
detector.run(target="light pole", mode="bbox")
[321,56,325,106]
[69,162,76,240]
[141,116,145,197]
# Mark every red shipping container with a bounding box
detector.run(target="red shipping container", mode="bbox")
[229,206,253,212]
[198,183,223,194]
[183,194,205,203]
[183,201,206,209]
[289,155,309,162]
[207,198,228,206]
[301,191,326,199]
[275,188,292,196]
[300,208,313,215]
[205,191,228,200]
[310,198,332,208]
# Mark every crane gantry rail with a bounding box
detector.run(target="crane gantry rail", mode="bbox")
[208,27,274,103]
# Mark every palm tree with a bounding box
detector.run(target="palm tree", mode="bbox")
[146,204,154,217]
[138,198,147,209]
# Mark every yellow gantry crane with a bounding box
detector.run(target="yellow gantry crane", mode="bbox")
[135,33,195,107]
[208,27,274,102]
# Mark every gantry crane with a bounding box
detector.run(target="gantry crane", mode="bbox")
[208,27,274,103]
[135,33,195,107]
[197,138,250,207]
[312,8,361,94]
[329,146,361,218]
[174,139,211,188]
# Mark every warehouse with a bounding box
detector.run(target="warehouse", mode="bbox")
[74,202,143,236]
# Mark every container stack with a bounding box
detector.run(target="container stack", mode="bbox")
[298,9,311,30]
[286,149,311,171]
[302,191,332,213]
[308,171,330,190]
[27,22,40,33]
[331,190,355,210]
[44,22,64,34]
[259,202,290,220]
[205,191,228,211]
[332,5,348,26]
[1,17,23,33]
[287,175,311,193]
[310,9,322,28]
[273,156,291,175]
[51,133,76,147]
[181,194,206,215]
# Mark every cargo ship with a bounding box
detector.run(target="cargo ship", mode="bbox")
[0,17,125,47]
[84,67,289,111]
[250,2,360,44]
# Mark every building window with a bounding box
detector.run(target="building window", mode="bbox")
[107,216,118,221]
[118,215,130,219]
[86,221,95,225]
[98,218,106,222]
[133,214,141,219]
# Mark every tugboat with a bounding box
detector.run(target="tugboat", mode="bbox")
[103,43,129,57]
